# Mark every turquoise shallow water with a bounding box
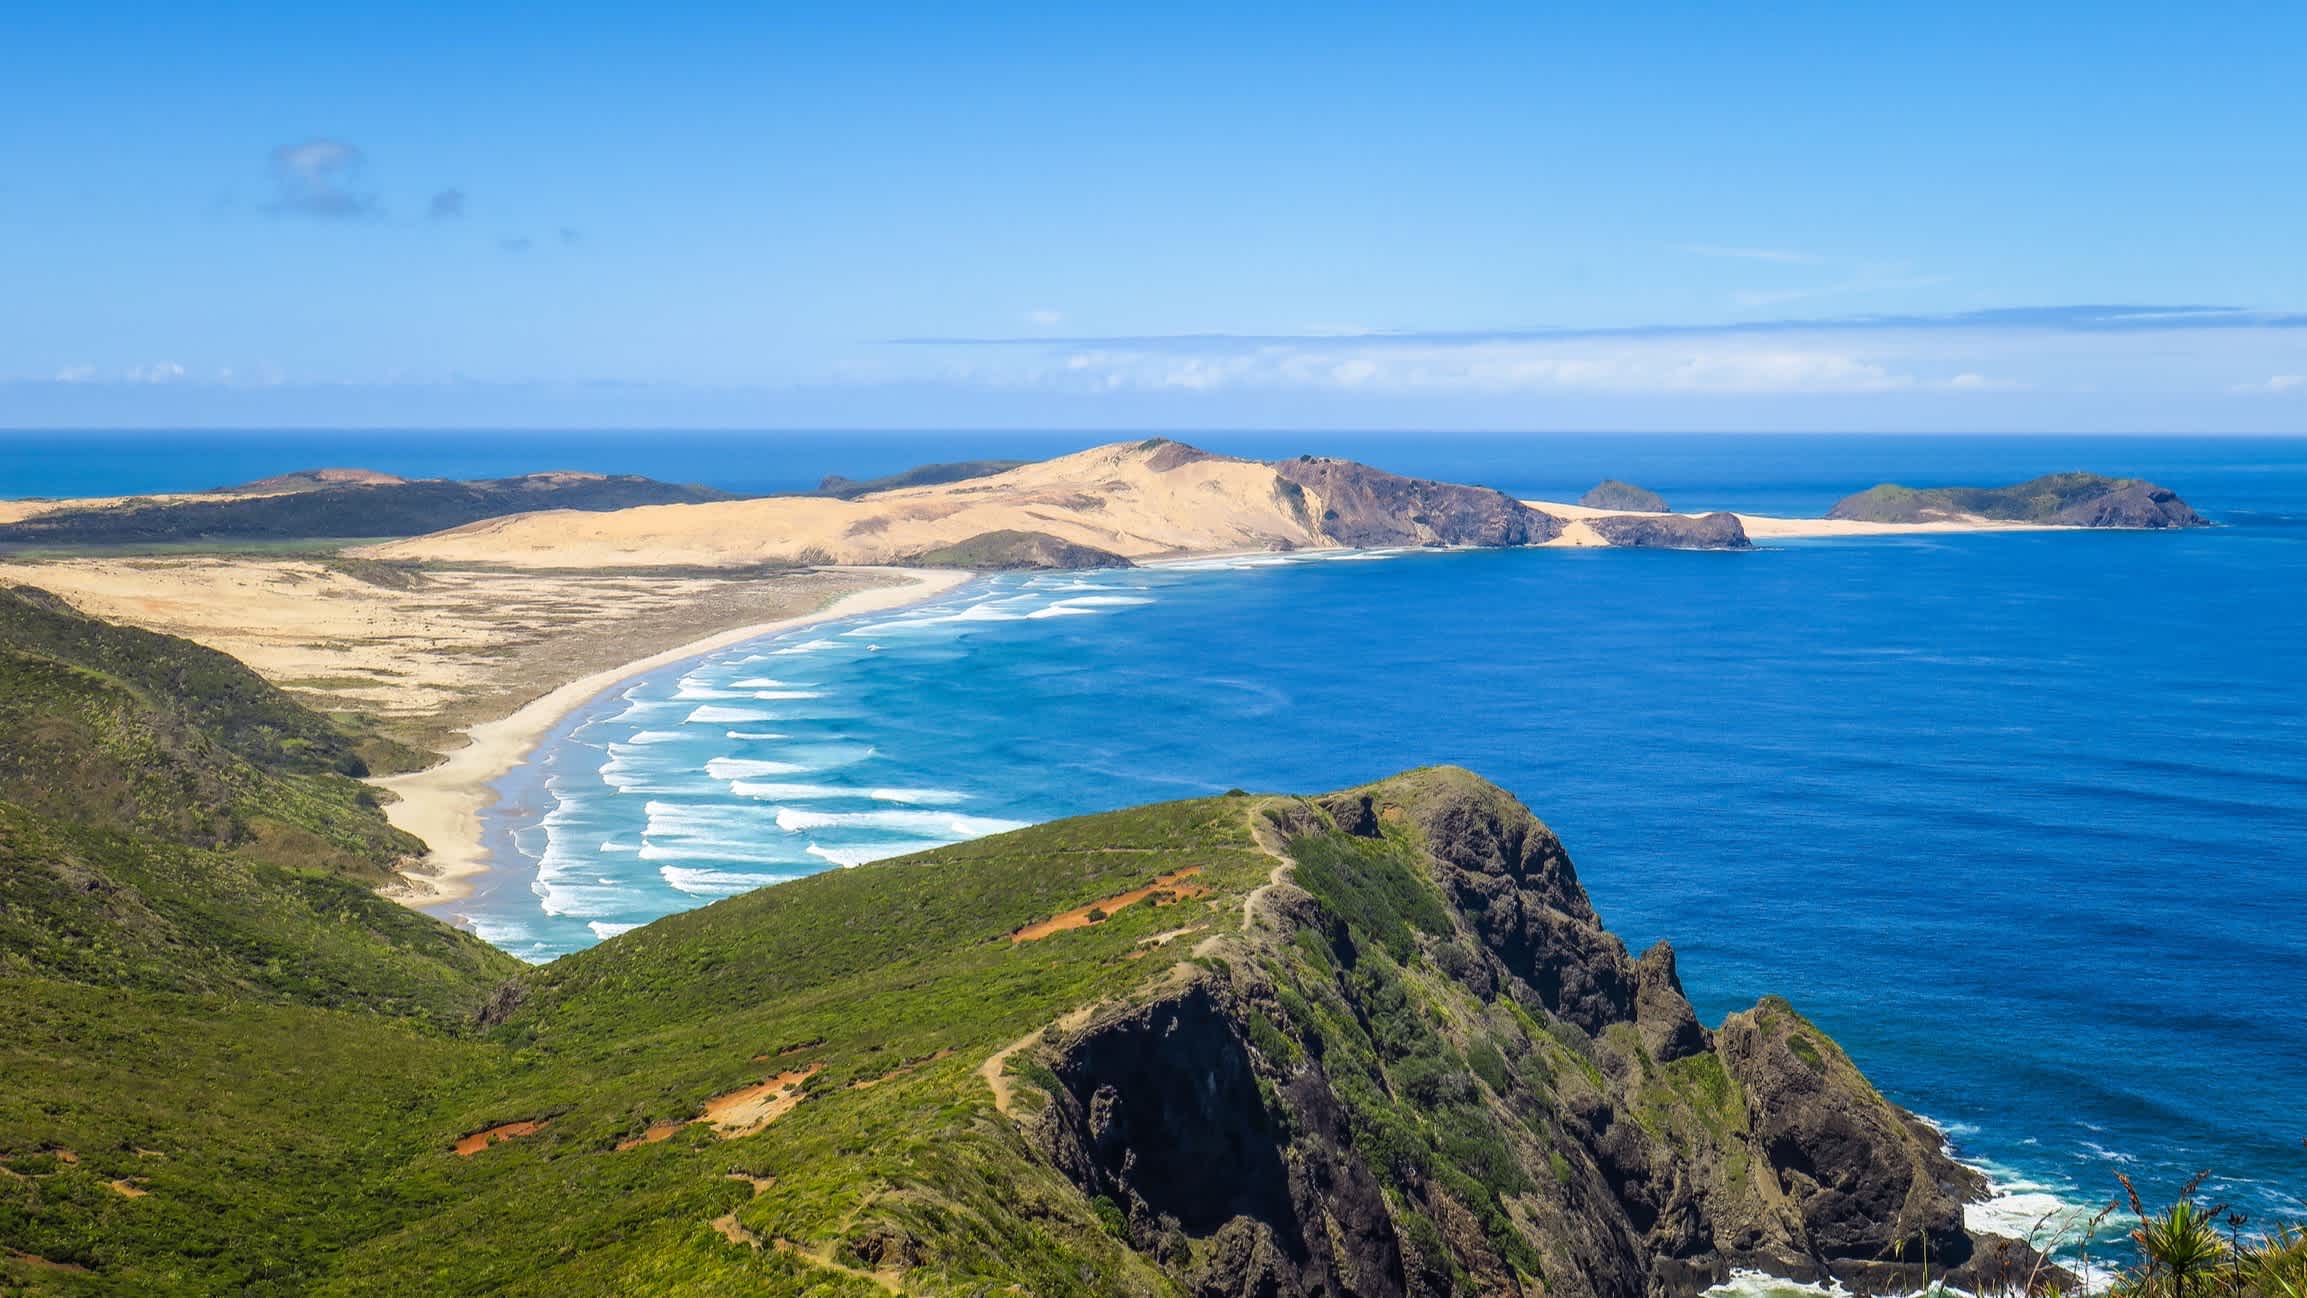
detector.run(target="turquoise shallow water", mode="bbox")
[10,431,2304,1244]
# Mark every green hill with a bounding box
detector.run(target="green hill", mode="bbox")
[2,593,2054,1295]
[1825,473,2208,527]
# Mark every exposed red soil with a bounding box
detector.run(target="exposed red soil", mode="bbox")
[1009,867,1208,943]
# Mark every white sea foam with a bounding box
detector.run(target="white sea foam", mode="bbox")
[686,704,779,723]
[599,839,638,852]
[587,920,644,939]
[767,638,843,655]
[728,780,853,800]
[1047,594,1154,606]
[866,786,970,805]
[704,757,811,779]
[805,839,952,867]
[727,677,788,688]
[752,689,825,700]
[674,684,749,700]
[771,808,1026,836]
[658,865,798,896]
[724,730,789,740]
[625,730,688,744]
[1702,1270,1853,1298]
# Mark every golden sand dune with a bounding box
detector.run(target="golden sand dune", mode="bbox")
[361,440,1343,569]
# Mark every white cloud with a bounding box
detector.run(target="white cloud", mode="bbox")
[266,138,378,220]
[1025,308,1064,326]
[52,364,97,382]
[1040,341,1921,395]
[126,361,187,384]
[1945,372,2025,391]
[2231,374,2305,393]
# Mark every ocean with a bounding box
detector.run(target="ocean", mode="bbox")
[8,430,2305,1245]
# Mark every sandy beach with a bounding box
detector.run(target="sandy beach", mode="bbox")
[370,567,974,905]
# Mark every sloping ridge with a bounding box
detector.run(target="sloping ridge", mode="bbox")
[1021,769,2047,1298]
[357,439,1575,568]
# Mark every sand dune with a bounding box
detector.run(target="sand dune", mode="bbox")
[361,441,1338,568]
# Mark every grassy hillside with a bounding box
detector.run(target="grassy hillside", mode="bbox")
[0,586,521,1291]
[0,589,2085,1295]
[0,586,425,879]
[1825,473,2207,526]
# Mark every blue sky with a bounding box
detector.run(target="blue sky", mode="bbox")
[3,2,2303,431]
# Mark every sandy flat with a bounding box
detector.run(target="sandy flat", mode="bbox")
[371,569,970,904]
[1521,499,2057,539]
[0,557,905,746]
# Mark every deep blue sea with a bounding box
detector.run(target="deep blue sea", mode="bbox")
[7,430,2304,1247]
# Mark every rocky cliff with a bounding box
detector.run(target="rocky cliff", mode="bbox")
[1018,770,2042,1298]
[1586,511,1751,550]
[1274,455,1565,547]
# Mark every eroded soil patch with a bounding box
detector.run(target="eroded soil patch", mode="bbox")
[453,1120,547,1157]
[1009,867,1208,943]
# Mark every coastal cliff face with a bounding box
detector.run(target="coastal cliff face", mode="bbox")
[1586,511,1752,550]
[1272,455,1565,547]
[1826,474,2208,527]
[1017,770,2038,1298]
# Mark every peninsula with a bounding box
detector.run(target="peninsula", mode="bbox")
[0,599,2056,1294]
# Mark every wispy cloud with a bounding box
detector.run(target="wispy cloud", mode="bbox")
[895,305,2307,350]
[427,188,466,220]
[1674,243,1823,264]
[265,138,378,220]
[1034,342,1935,396]
[1025,307,1064,326]
[2231,374,2305,393]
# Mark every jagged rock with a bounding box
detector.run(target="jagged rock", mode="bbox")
[1028,768,2056,1298]
[1273,456,1564,547]
[1589,511,1752,550]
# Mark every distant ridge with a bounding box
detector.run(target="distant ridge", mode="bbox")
[1826,473,2207,527]
[0,471,736,548]
[363,438,1760,568]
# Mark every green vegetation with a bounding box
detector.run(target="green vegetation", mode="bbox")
[1,589,2292,1295]
[810,459,1030,499]
[902,529,1134,570]
[0,474,733,548]
[1578,480,1670,512]
[1823,472,2205,526]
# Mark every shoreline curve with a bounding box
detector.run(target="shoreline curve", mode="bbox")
[370,566,976,907]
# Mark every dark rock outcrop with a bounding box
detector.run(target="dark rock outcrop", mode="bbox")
[1273,456,1564,547]
[903,529,1135,570]
[1028,769,2053,1298]
[1826,473,2208,527]
[1587,511,1752,550]
[1581,481,1671,513]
